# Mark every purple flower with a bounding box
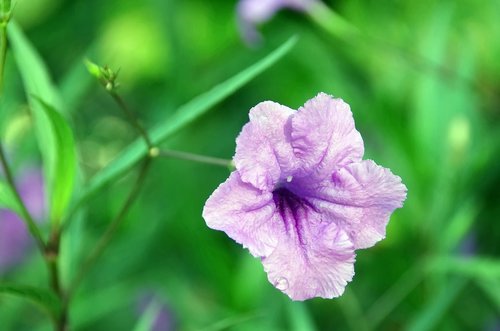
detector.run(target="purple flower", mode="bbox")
[203,93,407,300]
[237,0,317,44]
[0,168,45,273]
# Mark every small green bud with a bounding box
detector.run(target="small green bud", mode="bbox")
[148,147,160,158]
[84,59,120,92]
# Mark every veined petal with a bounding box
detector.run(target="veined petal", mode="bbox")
[303,160,407,249]
[262,216,355,301]
[234,101,297,191]
[202,171,283,257]
[291,93,364,180]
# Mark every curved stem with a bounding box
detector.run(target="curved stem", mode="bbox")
[160,148,233,168]
[67,156,152,298]
[0,143,46,252]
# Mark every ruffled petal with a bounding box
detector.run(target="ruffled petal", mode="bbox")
[234,101,297,191]
[301,160,407,249]
[262,215,355,301]
[291,93,364,180]
[202,171,284,257]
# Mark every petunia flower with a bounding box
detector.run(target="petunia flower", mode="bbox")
[237,0,318,44]
[203,93,407,300]
[0,168,45,274]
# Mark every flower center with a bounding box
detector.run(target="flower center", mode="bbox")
[272,187,313,244]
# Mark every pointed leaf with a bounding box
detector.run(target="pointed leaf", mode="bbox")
[7,22,76,223]
[76,36,298,206]
[33,98,77,223]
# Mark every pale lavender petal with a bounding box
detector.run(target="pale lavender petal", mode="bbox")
[302,160,407,249]
[234,101,297,191]
[262,214,355,300]
[203,171,284,257]
[291,93,364,180]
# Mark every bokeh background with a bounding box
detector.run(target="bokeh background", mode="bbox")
[1,0,500,330]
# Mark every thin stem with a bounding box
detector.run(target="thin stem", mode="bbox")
[0,17,7,94]
[110,91,154,150]
[0,143,46,251]
[67,156,152,298]
[159,148,233,168]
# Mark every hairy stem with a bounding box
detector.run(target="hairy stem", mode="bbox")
[67,156,152,298]
[160,148,233,168]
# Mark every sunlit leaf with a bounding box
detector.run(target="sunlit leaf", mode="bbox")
[33,98,77,223]
[7,22,76,223]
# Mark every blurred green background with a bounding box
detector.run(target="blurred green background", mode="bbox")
[1,0,500,330]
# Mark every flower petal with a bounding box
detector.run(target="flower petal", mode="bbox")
[202,171,284,257]
[262,215,355,301]
[234,101,297,191]
[303,160,407,249]
[291,93,364,180]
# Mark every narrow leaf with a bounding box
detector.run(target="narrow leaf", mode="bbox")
[33,98,77,223]
[0,283,61,318]
[7,21,62,111]
[7,21,76,223]
[77,36,298,206]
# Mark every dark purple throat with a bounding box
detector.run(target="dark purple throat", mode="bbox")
[272,187,314,244]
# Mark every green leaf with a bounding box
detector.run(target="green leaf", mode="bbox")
[7,21,76,223]
[7,21,62,112]
[0,283,61,319]
[75,36,298,207]
[33,98,77,223]
[0,179,21,214]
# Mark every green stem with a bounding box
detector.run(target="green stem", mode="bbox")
[0,142,46,252]
[0,17,7,94]
[159,148,233,169]
[67,156,152,298]
[110,91,154,150]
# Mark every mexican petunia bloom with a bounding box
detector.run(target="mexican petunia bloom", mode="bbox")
[203,93,407,301]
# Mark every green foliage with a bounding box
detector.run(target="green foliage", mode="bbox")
[1,0,500,330]
[8,21,76,224]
